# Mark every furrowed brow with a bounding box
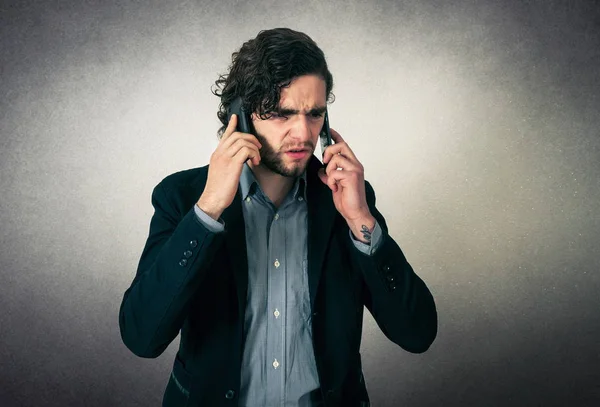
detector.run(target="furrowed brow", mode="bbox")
[277,105,327,115]
[309,106,327,115]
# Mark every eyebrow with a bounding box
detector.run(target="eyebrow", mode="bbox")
[277,105,327,116]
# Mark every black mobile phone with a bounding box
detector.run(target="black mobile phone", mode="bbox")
[226,96,253,134]
[319,110,332,162]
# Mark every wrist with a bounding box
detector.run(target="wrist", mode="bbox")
[197,196,224,221]
[347,213,376,244]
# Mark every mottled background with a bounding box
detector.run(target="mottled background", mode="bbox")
[1,0,599,406]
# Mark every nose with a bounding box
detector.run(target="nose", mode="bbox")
[291,115,313,142]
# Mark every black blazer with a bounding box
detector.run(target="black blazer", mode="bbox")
[119,155,437,407]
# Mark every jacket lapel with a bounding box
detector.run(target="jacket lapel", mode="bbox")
[305,155,338,311]
[220,189,249,322]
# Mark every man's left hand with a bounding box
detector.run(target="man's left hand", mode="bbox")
[317,128,374,227]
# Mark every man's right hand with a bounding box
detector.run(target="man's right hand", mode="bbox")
[197,114,262,220]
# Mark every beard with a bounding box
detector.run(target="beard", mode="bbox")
[253,131,312,178]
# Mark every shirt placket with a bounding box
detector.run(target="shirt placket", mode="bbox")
[266,207,286,406]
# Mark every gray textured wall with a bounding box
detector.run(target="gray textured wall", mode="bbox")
[1,1,599,406]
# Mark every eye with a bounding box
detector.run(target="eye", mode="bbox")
[271,112,288,120]
[310,112,324,119]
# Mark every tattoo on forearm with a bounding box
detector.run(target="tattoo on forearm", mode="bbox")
[361,225,372,242]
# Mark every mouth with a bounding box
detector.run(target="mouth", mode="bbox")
[285,149,309,159]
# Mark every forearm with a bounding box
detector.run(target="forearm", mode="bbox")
[352,232,437,352]
[351,181,437,352]
[119,207,225,358]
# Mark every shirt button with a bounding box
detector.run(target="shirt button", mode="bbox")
[274,213,279,220]
[274,259,280,268]
[273,359,279,369]
[225,389,235,399]
[274,309,280,318]
[298,196,304,201]
[245,197,251,203]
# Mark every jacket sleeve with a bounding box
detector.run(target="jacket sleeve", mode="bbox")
[349,181,438,353]
[118,181,226,358]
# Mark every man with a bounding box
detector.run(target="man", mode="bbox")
[119,28,437,407]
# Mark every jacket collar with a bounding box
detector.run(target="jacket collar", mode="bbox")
[239,162,308,202]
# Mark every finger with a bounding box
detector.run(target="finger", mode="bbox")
[222,113,238,140]
[329,127,344,143]
[322,144,338,164]
[223,131,262,151]
[230,138,261,157]
[233,145,261,166]
[326,166,346,192]
[231,142,261,166]
[323,158,353,192]
[323,142,358,166]
[325,154,355,176]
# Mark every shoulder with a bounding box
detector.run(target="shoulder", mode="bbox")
[150,166,209,211]
[156,165,208,192]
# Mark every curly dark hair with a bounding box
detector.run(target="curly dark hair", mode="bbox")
[211,27,335,139]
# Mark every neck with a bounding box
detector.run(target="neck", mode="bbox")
[248,162,296,207]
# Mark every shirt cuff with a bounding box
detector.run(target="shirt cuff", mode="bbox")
[349,220,383,256]
[193,203,226,233]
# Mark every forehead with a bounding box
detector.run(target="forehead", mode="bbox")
[279,74,327,108]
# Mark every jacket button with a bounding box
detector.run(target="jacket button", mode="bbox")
[179,259,188,267]
[189,240,198,248]
[386,275,395,282]
[184,250,193,258]
[381,264,390,272]
[225,389,235,399]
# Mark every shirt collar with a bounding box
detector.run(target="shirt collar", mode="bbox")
[240,162,308,202]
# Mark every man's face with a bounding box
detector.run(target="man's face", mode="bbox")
[250,74,327,178]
